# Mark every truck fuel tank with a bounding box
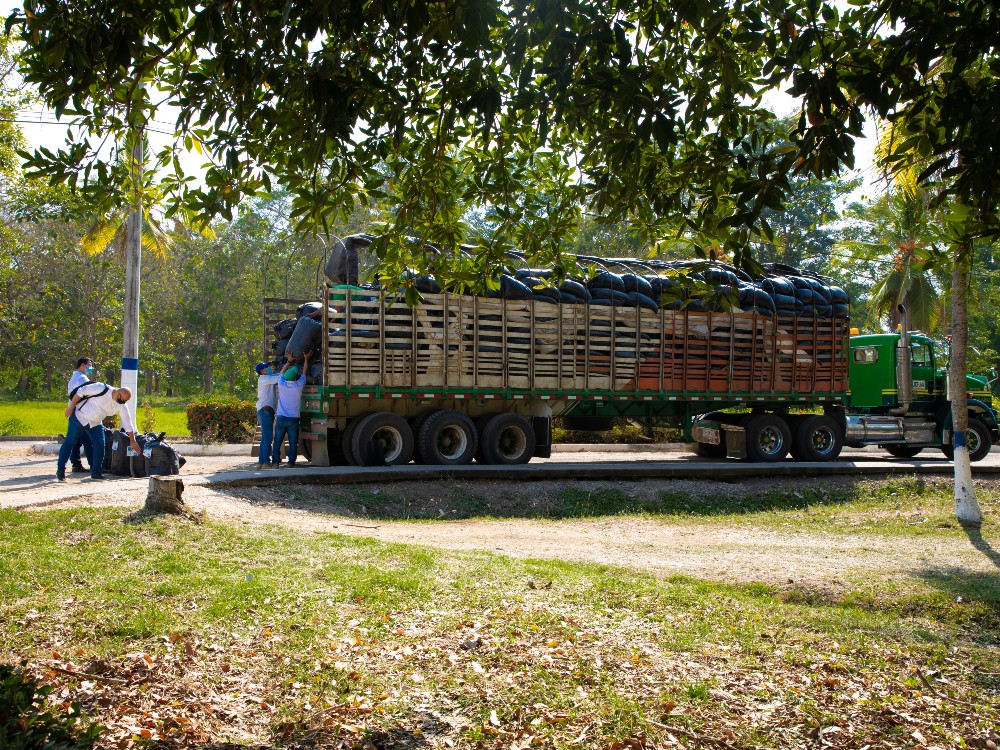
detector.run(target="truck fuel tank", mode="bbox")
[845,415,904,442]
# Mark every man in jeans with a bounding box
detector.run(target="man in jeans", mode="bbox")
[255,362,280,468]
[57,383,141,481]
[270,350,312,468]
[66,357,95,473]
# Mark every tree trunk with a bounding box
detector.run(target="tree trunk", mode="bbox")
[146,369,153,396]
[17,369,27,394]
[144,476,186,515]
[950,240,983,525]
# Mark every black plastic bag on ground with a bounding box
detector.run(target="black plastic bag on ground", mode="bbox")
[108,430,131,476]
[144,433,184,476]
[103,430,114,471]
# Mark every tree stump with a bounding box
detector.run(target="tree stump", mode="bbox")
[145,476,186,515]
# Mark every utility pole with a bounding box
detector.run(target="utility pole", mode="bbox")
[121,130,143,426]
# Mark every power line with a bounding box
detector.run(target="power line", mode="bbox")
[0,115,176,137]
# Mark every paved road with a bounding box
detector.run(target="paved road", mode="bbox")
[2,441,998,510]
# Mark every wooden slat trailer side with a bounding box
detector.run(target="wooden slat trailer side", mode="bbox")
[286,284,848,465]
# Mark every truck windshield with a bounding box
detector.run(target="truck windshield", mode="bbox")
[911,343,932,366]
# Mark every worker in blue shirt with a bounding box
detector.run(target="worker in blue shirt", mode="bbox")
[269,350,312,468]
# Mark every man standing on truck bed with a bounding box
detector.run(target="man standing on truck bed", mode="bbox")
[270,350,312,468]
[57,383,141,481]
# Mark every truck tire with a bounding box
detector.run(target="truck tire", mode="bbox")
[409,411,435,464]
[351,412,413,466]
[478,413,535,465]
[341,412,373,466]
[791,415,843,461]
[418,410,477,465]
[883,445,923,458]
[941,419,992,462]
[744,414,791,462]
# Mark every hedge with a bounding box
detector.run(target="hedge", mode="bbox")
[186,397,256,443]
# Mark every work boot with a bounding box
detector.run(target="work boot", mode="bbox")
[71,464,88,473]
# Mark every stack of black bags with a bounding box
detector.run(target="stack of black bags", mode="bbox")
[103,430,186,478]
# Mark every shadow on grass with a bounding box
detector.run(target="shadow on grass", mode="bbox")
[191,724,437,749]
[962,523,1000,570]
[219,475,912,522]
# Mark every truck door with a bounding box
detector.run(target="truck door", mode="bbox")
[910,341,936,404]
[848,344,887,408]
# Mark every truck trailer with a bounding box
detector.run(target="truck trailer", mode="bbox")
[267,280,998,466]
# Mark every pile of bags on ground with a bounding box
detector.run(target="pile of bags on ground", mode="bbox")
[103,430,186,478]
[319,234,849,319]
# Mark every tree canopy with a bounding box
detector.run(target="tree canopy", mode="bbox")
[10,0,1000,286]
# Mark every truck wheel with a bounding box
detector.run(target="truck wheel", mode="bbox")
[883,445,923,458]
[941,419,992,462]
[791,415,843,462]
[744,414,791,462]
[351,412,414,466]
[409,411,435,464]
[341,412,372,466]
[478,413,535,464]
[474,414,495,463]
[418,410,477,465]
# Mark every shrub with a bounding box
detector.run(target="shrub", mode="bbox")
[186,396,255,443]
[0,664,101,749]
[0,417,27,436]
[140,401,157,434]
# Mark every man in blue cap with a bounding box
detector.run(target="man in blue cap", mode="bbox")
[270,350,313,468]
[255,361,280,468]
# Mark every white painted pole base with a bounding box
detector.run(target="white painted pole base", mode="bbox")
[953,445,983,525]
[121,364,139,432]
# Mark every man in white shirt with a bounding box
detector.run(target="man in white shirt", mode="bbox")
[255,362,281,467]
[66,357,94,473]
[56,383,141,481]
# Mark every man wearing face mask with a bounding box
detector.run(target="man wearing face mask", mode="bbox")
[57,382,141,481]
[65,357,95,473]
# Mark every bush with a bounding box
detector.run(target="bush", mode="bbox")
[186,396,255,443]
[140,401,157,434]
[0,417,27,436]
[0,664,100,749]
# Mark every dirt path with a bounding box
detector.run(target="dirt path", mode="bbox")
[29,478,996,592]
[6,441,998,591]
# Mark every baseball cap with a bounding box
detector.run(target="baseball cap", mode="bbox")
[255,362,269,375]
[284,366,299,381]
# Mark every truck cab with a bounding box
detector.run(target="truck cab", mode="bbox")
[845,330,998,460]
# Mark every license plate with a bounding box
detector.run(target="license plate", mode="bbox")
[695,426,721,445]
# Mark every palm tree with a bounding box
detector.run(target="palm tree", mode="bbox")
[79,130,174,258]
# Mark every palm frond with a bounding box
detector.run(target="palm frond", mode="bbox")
[81,217,122,256]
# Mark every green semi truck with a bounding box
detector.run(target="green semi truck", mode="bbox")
[273,280,997,465]
[692,319,998,462]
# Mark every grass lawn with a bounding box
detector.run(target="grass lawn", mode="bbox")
[1,482,998,748]
[0,398,190,437]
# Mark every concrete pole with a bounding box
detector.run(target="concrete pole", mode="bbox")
[121,132,143,429]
